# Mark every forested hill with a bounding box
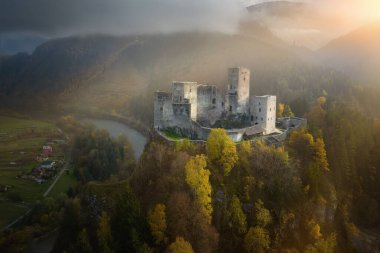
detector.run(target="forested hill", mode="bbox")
[0,29,354,125]
[316,23,380,85]
[0,31,289,110]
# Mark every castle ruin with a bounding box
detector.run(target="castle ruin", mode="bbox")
[154,67,278,141]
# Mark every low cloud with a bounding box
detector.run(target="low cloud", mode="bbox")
[0,0,245,36]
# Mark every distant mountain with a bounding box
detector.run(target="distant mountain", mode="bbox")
[0,32,292,107]
[0,34,47,55]
[0,30,352,121]
[245,0,356,50]
[246,0,305,15]
[317,23,380,85]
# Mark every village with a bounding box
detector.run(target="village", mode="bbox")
[17,141,66,184]
[0,116,77,230]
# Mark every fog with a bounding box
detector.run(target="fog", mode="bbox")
[0,0,244,36]
[0,0,379,49]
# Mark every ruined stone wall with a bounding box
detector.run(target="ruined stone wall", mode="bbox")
[154,91,174,129]
[277,117,307,130]
[172,82,198,121]
[196,85,223,126]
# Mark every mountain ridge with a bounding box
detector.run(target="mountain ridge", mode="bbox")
[316,22,380,85]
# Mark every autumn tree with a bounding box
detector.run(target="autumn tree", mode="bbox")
[288,129,330,197]
[206,128,238,176]
[277,103,285,117]
[239,141,252,173]
[77,228,92,253]
[313,138,329,172]
[242,176,256,202]
[97,211,114,253]
[305,96,327,131]
[307,219,322,240]
[185,155,213,223]
[287,129,315,165]
[229,195,247,235]
[254,199,272,228]
[244,226,270,253]
[167,192,192,240]
[175,139,197,154]
[283,104,295,117]
[166,191,219,253]
[305,233,336,253]
[147,203,167,245]
[166,237,194,253]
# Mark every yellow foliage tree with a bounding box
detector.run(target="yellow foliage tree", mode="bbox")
[206,128,238,176]
[308,219,322,240]
[166,237,194,253]
[239,140,252,172]
[97,211,114,253]
[147,203,167,245]
[283,104,295,117]
[185,155,213,224]
[288,128,315,164]
[313,138,329,171]
[277,103,285,117]
[244,226,270,253]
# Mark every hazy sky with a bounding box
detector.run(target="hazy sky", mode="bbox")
[0,0,379,37]
[0,0,244,36]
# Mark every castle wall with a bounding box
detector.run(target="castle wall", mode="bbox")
[154,91,174,129]
[227,67,250,114]
[196,85,223,126]
[172,82,198,121]
[251,95,276,135]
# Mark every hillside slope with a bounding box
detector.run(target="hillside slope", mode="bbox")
[316,23,380,85]
[0,31,352,123]
[0,32,291,107]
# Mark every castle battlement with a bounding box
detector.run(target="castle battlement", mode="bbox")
[154,67,277,141]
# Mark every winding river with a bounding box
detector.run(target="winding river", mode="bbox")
[86,119,148,159]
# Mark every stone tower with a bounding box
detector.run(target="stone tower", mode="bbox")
[250,95,277,135]
[225,67,250,114]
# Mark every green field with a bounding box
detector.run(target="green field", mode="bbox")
[0,115,74,229]
[48,168,77,198]
[0,202,29,228]
[161,130,187,141]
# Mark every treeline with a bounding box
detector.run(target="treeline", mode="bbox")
[2,91,380,252]
[306,96,380,229]
[58,115,136,182]
[45,125,340,253]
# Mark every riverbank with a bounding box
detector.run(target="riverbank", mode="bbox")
[73,110,151,137]
[84,118,148,159]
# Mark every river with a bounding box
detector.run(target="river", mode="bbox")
[86,118,148,159]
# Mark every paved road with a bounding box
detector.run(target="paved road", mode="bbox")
[1,208,33,232]
[43,165,69,197]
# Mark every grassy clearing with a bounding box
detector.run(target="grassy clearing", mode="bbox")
[0,202,29,228]
[48,168,77,198]
[161,130,186,141]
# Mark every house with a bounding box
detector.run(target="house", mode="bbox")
[42,145,53,157]
[40,160,56,170]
